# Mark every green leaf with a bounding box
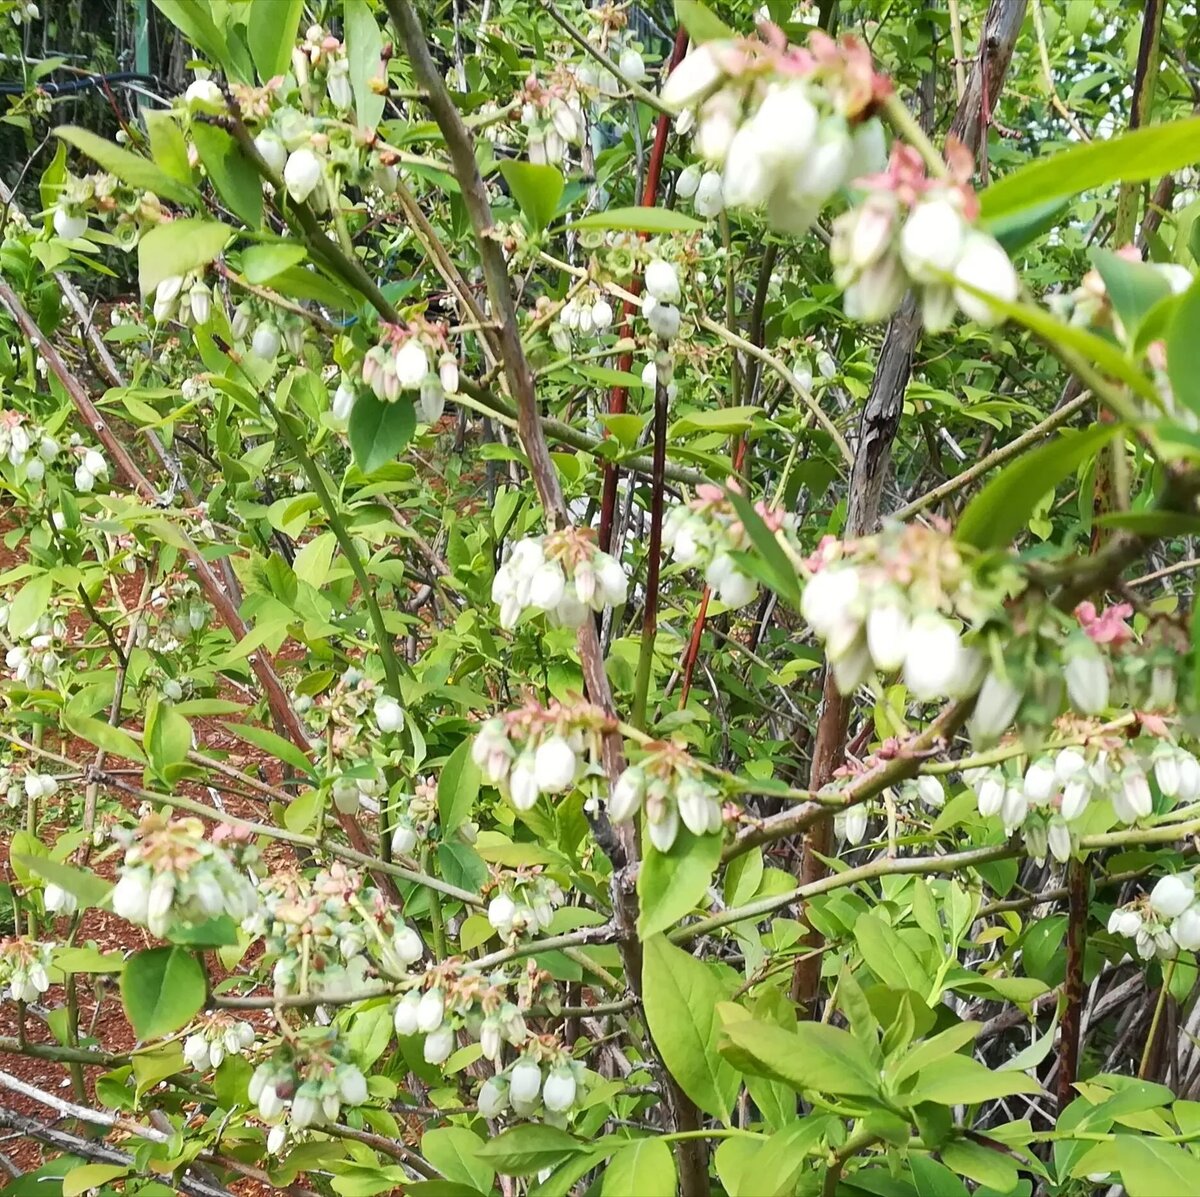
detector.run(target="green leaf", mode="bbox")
[63,710,147,765]
[53,946,124,974]
[601,1139,676,1197]
[191,123,263,230]
[910,1154,971,1197]
[241,242,308,285]
[138,218,233,299]
[120,947,206,1039]
[422,1127,494,1195]
[940,1140,1021,1193]
[63,1165,130,1197]
[984,197,1070,254]
[956,423,1121,549]
[674,0,734,42]
[8,573,52,638]
[719,1017,882,1098]
[1167,280,1200,418]
[904,1052,1040,1106]
[980,116,1200,220]
[1091,248,1172,345]
[1074,1138,1200,1197]
[890,1021,980,1087]
[55,125,200,206]
[638,826,722,938]
[349,392,417,474]
[643,935,740,1121]
[144,110,193,185]
[146,697,192,779]
[220,721,314,775]
[345,0,386,131]
[498,161,564,233]
[14,854,112,909]
[724,487,805,612]
[247,0,302,81]
[949,283,1159,404]
[571,206,705,234]
[854,914,931,993]
[132,1043,186,1096]
[167,915,239,947]
[437,739,481,836]
[152,0,253,81]
[1094,510,1200,536]
[475,1126,584,1176]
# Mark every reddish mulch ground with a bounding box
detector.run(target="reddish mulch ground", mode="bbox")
[0,517,319,1193]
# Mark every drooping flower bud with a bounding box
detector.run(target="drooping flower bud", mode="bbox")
[53,206,87,240]
[676,164,702,199]
[660,43,725,112]
[254,131,288,177]
[542,1066,577,1112]
[283,148,323,203]
[509,1058,542,1104]
[610,766,645,823]
[693,170,725,218]
[394,339,430,390]
[1064,645,1110,716]
[1150,873,1194,919]
[533,736,577,793]
[251,322,282,360]
[952,233,1019,326]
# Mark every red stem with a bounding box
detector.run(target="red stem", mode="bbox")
[598,26,689,553]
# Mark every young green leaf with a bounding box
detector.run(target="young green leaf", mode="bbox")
[637,827,722,938]
[498,161,565,233]
[981,116,1200,221]
[137,218,233,299]
[120,947,206,1039]
[643,935,740,1121]
[956,423,1121,550]
[349,392,417,474]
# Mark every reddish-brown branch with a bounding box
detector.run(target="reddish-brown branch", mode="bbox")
[597,26,688,553]
[1058,857,1090,1112]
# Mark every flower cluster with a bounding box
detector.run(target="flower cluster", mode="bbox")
[3,767,58,810]
[968,602,1142,748]
[491,528,627,631]
[487,872,565,941]
[111,815,260,938]
[184,1017,257,1072]
[231,306,303,363]
[150,272,213,328]
[555,287,616,344]
[800,524,1008,699]
[143,577,213,653]
[966,737,1200,863]
[609,741,725,853]
[479,1051,587,1123]
[665,482,795,609]
[294,24,353,115]
[1109,871,1200,960]
[2,607,68,690]
[393,962,544,1069]
[831,145,1018,328]
[250,1030,369,1154]
[661,29,887,235]
[0,411,67,488]
[361,319,460,424]
[473,699,612,812]
[520,73,584,165]
[675,163,725,218]
[0,938,52,1004]
[247,863,425,997]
